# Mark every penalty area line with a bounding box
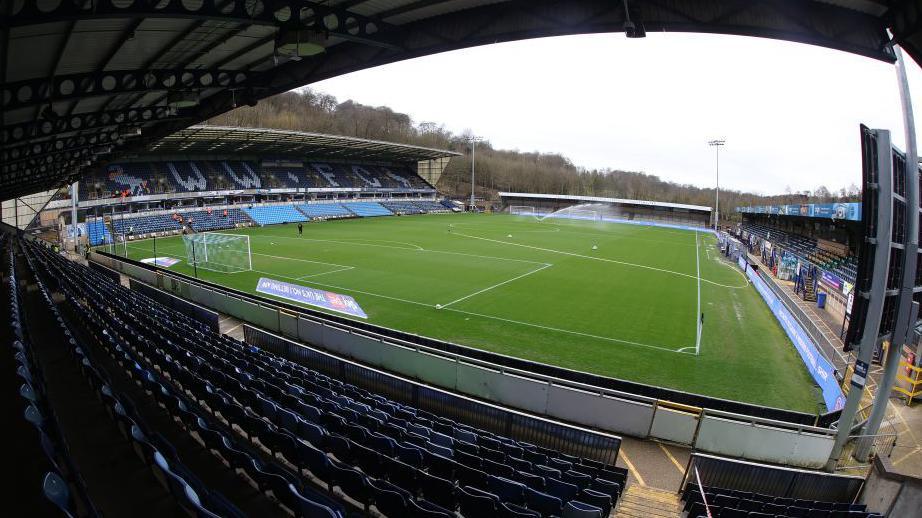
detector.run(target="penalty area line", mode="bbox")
[439,263,553,309]
[295,266,355,280]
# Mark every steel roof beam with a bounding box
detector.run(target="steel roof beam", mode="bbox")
[3,107,184,147]
[1,1,405,50]
[3,68,266,110]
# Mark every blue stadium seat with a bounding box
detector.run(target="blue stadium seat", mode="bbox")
[343,202,393,217]
[243,205,308,225]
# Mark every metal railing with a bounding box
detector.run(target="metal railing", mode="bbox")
[682,453,865,502]
[243,324,623,466]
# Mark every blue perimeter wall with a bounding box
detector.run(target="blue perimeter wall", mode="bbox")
[743,262,845,411]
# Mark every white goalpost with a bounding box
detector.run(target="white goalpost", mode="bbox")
[509,205,537,216]
[106,233,129,257]
[183,232,252,273]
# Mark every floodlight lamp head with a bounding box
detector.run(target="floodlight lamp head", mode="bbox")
[276,29,327,57]
[167,91,199,109]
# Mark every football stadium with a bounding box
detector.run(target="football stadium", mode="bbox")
[4,2,922,518]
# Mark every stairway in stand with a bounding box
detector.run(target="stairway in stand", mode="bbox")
[802,270,817,302]
[615,485,682,517]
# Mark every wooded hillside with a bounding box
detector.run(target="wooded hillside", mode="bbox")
[206,88,860,220]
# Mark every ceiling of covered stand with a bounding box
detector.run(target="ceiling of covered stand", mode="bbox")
[2,0,921,202]
[145,125,460,161]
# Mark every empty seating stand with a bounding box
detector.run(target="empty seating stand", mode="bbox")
[297,203,353,220]
[740,222,857,284]
[111,214,181,236]
[344,202,393,217]
[382,201,426,215]
[183,209,251,232]
[242,205,308,226]
[81,160,436,198]
[17,235,627,518]
[682,483,880,518]
[86,220,111,245]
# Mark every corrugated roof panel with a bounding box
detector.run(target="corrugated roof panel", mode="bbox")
[55,19,135,75]
[105,19,198,71]
[382,0,508,25]
[6,27,65,82]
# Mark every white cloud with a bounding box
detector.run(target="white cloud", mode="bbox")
[312,32,922,195]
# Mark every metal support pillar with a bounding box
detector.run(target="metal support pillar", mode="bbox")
[825,130,894,471]
[855,46,920,461]
[71,181,79,242]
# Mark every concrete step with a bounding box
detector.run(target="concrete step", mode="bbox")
[615,485,681,518]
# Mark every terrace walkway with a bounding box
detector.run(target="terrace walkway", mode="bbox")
[755,257,922,478]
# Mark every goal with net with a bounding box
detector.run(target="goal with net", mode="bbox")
[509,205,537,216]
[539,204,602,222]
[182,233,252,273]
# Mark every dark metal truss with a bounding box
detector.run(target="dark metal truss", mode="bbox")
[1,0,405,50]
[3,130,122,165]
[2,68,265,110]
[2,106,182,147]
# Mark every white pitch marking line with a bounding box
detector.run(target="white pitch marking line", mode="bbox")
[444,307,694,355]
[440,263,553,309]
[295,266,355,280]
[254,252,353,270]
[695,230,702,356]
[451,230,749,289]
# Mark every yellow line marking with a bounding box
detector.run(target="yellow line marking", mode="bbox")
[658,442,686,475]
[891,447,921,466]
[619,447,646,487]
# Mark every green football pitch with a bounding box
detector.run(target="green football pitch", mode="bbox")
[116,213,822,413]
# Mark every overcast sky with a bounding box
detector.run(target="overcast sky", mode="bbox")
[312,33,922,195]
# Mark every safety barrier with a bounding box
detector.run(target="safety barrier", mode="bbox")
[895,360,922,405]
[129,278,220,332]
[243,324,622,465]
[681,453,865,502]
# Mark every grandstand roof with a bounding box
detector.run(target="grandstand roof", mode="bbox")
[499,192,712,213]
[147,126,459,162]
[3,0,920,201]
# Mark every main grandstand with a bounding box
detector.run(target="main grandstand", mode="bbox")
[5,2,922,517]
[40,126,459,246]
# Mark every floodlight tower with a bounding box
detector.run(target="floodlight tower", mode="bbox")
[468,135,484,211]
[708,139,726,231]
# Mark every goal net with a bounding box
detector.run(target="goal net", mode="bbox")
[509,205,537,216]
[183,233,252,273]
[105,233,129,258]
[539,204,602,222]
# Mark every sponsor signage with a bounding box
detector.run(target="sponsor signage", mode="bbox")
[852,360,869,389]
[820,271,844,292]
[737,202,862,222]
[256,277,368,319]
[746,267,845,411]
[140,257,180,267]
